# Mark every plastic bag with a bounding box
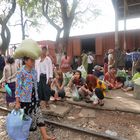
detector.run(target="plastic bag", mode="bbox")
[72,85,80,101]
[63,72,72,86]
[116,70,127,78]
[90,94,99,104]
[6,109,32,140]
[77,65,87,79]
[4,84,12,96]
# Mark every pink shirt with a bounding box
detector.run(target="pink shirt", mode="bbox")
[60,56,71,73]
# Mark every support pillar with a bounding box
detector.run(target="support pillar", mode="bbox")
[123,0,128,51]
[114,0,119,49]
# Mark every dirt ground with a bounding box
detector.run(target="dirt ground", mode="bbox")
[0,89,140,140]
[45,104,140,140]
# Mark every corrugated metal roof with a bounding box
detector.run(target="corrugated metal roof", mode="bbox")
[112,0,140,19]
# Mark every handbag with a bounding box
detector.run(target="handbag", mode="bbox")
[6,109,32,140]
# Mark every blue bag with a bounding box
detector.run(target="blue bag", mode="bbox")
[5,84,12,96]
[6,109,32,140]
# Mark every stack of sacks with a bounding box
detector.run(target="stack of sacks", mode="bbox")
[13,39,41,60]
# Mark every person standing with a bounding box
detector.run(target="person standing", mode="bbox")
[114,48,125,70]
[81,50,88,72]
[14,39,55,140]
[0,49,5,79]
[87,52,94,74]
[125,49,132,71]
[36,46,53,108]
[60,52,71,73]
[0,57,17,108]
[71,56,80,70]
[103,52,108,74]
[108,49,115,71]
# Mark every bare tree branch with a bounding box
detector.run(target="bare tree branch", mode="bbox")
[8,23,22,26]
[3,0,16,24]
[75,8,88,15]
[69,0,78,18]
[23,19,33,28]
[42,0,63,31]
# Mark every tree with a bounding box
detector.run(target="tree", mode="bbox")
[0,0,16,53]
[18,0,42,40]
[9,0,42,40]
[42,0,100,53]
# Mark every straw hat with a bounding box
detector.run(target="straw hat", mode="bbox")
[108,49,114,54]
[13,39,41,59]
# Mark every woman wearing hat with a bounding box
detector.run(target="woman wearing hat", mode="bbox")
[108,49,115,71]
[14,39,55,140]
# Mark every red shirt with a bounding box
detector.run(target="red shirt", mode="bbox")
[104,72,116,88]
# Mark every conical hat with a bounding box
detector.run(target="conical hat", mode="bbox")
[13,39,41,59]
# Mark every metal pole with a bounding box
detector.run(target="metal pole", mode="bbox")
[114,0,119,49]
[123,0,128,51]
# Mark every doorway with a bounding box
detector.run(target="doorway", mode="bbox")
[81,38,95,53]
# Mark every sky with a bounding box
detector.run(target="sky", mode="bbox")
[1,0,140,45]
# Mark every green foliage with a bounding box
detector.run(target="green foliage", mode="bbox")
[17,0,25,6]
[41,0,101,35]
[15,0,42,39]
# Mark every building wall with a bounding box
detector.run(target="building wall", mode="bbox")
[68,29,140,65]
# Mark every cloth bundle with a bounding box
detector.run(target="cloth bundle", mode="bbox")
[13,39,41,60]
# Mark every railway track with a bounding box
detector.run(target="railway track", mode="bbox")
[0,105,128,140]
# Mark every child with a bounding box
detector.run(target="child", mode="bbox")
[79,74,106,106]
[50,70,65,101]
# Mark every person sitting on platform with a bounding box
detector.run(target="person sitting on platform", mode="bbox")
[50,70,65,101]
[93,65,104,80]
[122,67,140,92]
[104,66,123,90]
[79,75,106,106]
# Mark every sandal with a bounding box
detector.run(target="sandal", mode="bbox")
[55,97,61,101]
[98,100,104,106]
[99,103,104,106]
[85,99,92,103]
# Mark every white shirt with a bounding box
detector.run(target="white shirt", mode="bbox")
[88,55,94,64]
[108,54,114,65]
[39,60,47,74]
[35,56,53,84]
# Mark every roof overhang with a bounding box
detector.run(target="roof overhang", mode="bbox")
[112,0,140,20]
